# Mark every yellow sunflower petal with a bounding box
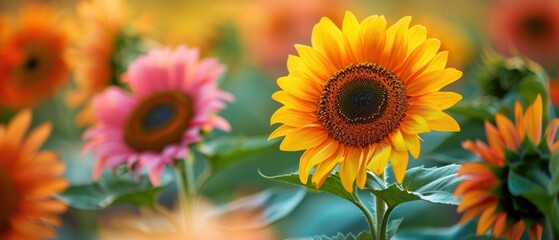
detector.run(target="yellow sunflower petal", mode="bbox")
[299,141,339,184]
[360,15,387,63]
[312,153,343,188]
[400,114,430,134]
[402,132,421,159]
[339,147,362,192]
[383,16,412,70]
[272,91,318,113]
[406,68,462,96]
[311,17,345,69]
[280,125,327,151]
[342,11,362,63]
[412,91,462,110]
[277,76,321,101]
[390,150,409,183]
[269,125,294,140]
[270,106,317,126]
[367,144,391,175]
[389,129,407,151]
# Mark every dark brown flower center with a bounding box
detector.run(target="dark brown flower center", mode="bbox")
[124,90,193,152]
[317,63,407,147]
[0,165,18,234]
[523,15,551,39]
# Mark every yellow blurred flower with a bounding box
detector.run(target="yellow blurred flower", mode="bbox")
[65,0,151,126]
[414,15,475,68]
[0,110,68,239]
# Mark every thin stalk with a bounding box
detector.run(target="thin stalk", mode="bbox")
[354,195,377,240]
[175,159,196,238]
[379,207,395,240]
[376,172,388,240]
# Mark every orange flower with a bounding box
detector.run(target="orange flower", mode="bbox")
[455,95,554,240]
[66,0,150,126]
[0,4,68,109]
[0,110,68,239]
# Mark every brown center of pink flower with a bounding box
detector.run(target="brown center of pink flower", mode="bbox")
[0,165,18,234]
[124,90,193,152]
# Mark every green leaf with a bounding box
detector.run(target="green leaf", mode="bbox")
[449,100,497,121]
[386,218,403,240]
[198,136,278,173]
[425,121,485,163]
[396,220,497,239]
[551,197,559,236]
[59,171,171,210]
[260,170,356,203]
[507,170,552,213]
[551,153,559,194]
[366,165,462,208]
[208,188,306,229]
[287,231,371,240]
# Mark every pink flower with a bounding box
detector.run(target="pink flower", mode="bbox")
[84,46,234,185]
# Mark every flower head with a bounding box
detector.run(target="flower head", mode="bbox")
[0,4,68,109]
[455,95,554,239]
[84,46,233,185]
[0,110,68,239]
[270,11,462,192]
[488,0,559,69]
[66,0,150,126]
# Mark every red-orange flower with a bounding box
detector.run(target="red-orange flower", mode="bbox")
[455,95,554,240]
[0,4,68,109]
[488,0,559,69]
[0,110,68,239]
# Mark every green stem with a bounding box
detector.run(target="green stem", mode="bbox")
[379,207,394,240]
[175,159,196,238]
[354,195,377,240]
[376,172,389,240]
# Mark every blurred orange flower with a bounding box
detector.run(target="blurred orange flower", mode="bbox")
[414,16,475,68]
[0,4,68,109]
[488,0,559,69]
[97,197,277,240]
[236,0,347,72]
[66,0,151,126]
[0,110,68,239]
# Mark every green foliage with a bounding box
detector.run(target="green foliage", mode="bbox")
[288,231,371,240]
[367,165,462,208]
[59,171,172,210]
[386,218,403,240]
[425,120,485,163]
[260,171,356,203]
[396,221,499,240]
[208,188,306,229]
[198,135,279,173]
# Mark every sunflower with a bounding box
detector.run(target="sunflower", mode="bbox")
[0,4,68,109]
[66,0,150,126]
[0,110,68,239]
[455,95,553,240]
[488,0,559,70]
[84,46,233,185]
[270,11,462,192]
[550,76,559,107]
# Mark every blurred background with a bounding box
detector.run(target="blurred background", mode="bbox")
[1,0,557,239]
